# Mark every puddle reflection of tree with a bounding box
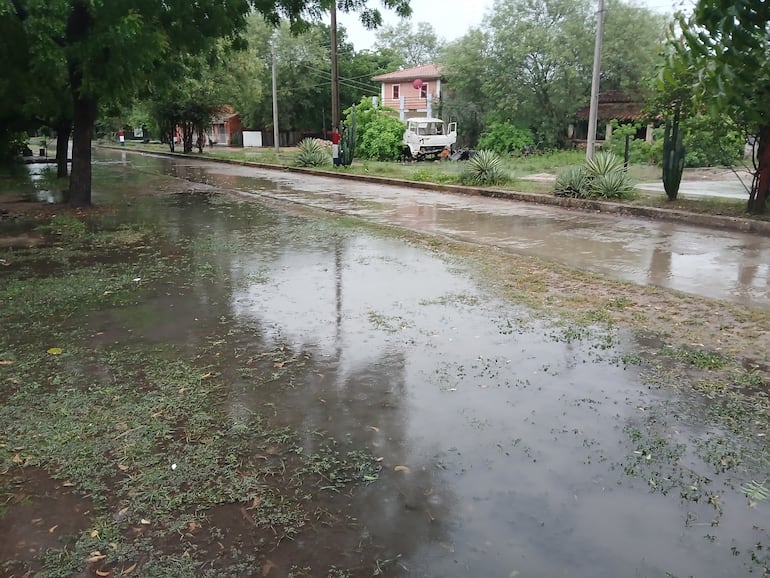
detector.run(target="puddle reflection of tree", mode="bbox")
[287,348,456,572]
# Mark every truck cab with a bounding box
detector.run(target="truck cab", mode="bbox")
[403,117,457,159]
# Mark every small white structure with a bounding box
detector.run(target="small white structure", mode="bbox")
[242,131,263,148]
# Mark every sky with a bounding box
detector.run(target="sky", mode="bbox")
[338,0,692,52]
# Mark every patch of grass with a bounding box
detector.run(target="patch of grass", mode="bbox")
[662,345,729,370]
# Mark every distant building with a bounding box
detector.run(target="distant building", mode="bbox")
[372,63,444,119]
[573,91,654,146]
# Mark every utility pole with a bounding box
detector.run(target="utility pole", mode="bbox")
[586,0,605,161]
[271,42,280,154]
[330,0,340,131]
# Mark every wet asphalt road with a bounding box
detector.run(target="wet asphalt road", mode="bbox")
[106,150,770,311]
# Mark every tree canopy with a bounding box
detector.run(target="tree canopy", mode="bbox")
[4,0,412,206]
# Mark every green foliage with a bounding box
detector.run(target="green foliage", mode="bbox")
[344,97,405,161]
[591,169,634,199]
[585,151,625,177]
[477,122,534,154]
[483,0,667,148]
[295,138,331,167]
[340,111,356,166]
[373,21,444,67]
[460,150,508,186]
[663,114,685,200]
[682,115,744,168]
[555,165,590,198]
[556,152,634,200]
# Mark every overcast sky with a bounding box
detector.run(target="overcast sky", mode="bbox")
[338,0,694,52]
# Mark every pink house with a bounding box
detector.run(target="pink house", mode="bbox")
[371,63,443,118]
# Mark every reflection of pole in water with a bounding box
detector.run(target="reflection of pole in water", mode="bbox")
[335,235,342,357]
[648,225,673,287]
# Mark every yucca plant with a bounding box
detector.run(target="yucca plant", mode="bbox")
[460,150,508,186]
[590,169,635,199]
[585,151,625,178]
[295,138,331,167]
[555,165,590,197]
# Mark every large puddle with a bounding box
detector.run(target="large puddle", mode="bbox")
[43,162,763,578]
[103,150,770,311]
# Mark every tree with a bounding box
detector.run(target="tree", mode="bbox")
[8,0,412,207]
[373,21,444,67]
[454,0,667,147]
[439,28,490,146]
[678,1,770,213]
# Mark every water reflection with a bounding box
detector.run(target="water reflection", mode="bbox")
[81,152,770,577]
[106,150,770,310]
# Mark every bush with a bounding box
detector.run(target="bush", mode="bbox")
[555,151,634,200]
[555,165,590,198]
[591,170,634,199]
[683,115,744,167]
[295,138,331,167]
[343,97,405,161]
[477,122,534,155]
[460,150,508,186]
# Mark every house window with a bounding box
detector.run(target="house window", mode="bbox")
[392,84,399,99]
[420,83,429,99]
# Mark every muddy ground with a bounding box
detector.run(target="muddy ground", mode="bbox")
[1,161,769,578]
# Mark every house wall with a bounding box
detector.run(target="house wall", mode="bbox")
[379,79,442,116]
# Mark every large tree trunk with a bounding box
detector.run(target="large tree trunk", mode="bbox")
[66,0,96,207]
[55,119,71,179]
[68,95,96,207]
[749,125,770,214]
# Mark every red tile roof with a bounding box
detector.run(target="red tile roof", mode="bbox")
[372,63,443,82]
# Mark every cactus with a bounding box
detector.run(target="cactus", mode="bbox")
[339,110,356,166]
[662,108,685,201]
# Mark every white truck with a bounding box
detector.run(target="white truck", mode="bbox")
[402,117,457,160]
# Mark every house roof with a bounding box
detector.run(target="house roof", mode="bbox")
[575,91,647,121]
[372,63,443,82]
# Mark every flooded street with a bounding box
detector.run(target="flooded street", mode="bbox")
[109,150,770,311]
[2,155,769,577]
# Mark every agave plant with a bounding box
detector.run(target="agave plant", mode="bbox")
[295,138,331,168]
[461,150,508,186]
[590,169,635,199]
[555,165,590,198]
[585,151,625,178]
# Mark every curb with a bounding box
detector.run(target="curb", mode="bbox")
[106,146,770,236]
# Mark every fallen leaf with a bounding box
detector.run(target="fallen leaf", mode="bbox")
[140,519,151,525]
[394,465,410,472]
[49,525,59,533]
[120,562,138,575]
[90,530,100,538]
[103,290,113,296]
[262,560,277,576]
[62,481,75,487]
[200,372,212,379]
[0,360,14,366]
[117,464,129,472]
[47,347,63,355]
[178,387,187,394]
[367,426,380,432]
[95,570,111,577]
[273,361,285,368]
[12,454,22,464]
[85,553,106,563]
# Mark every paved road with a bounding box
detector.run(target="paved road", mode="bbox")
[106,150,770,310]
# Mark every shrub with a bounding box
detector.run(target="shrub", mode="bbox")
[460,150,508,186]
[683,115,744,167]
[585,150,625,177]
[555,165,590,197]
[591,170,634,199]
[295,138,331,167]
[478,122,534,155]
[556,151,635,200]
[343,97,405,161]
